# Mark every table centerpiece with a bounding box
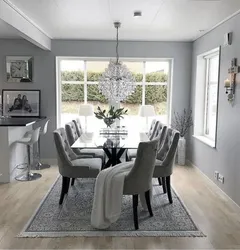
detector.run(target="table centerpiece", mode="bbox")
[94,106,128,128]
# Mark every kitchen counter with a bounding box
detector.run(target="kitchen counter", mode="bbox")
[0,116,46,126]
[0,116,47,183]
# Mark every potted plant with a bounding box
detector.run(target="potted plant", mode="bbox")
[172,109,193,165]
[94,106,128,128]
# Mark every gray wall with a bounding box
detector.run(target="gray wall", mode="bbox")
[0,40,56,159]
[0,39,192,159]
[189,13,240,205]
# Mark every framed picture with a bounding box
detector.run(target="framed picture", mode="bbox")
[6,56,34,83]
[2,90,40,117]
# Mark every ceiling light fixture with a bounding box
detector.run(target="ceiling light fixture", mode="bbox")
[133,11,142,18]
[98,22,136,103]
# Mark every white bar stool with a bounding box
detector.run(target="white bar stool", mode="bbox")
[15,127,42,181]
[36,119,50,169]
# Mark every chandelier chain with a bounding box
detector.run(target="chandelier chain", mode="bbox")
[98,21,136,102]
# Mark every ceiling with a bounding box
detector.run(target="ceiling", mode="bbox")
[3,0,240,41]
[0,19,20,38]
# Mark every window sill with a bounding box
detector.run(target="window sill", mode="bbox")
[193,135,216,148]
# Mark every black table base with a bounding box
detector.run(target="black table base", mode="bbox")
[103,148,126,168]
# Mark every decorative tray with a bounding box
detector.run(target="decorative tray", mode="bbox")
[99,127,128,135]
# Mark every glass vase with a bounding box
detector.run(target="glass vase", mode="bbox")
[103,117,115,128]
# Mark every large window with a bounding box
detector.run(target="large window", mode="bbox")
[61,60,84,116]
[194,48,220,147]
[59,58,170,129]
[204,53,219,140]
[145,62,168,121]
[120,61,143,116]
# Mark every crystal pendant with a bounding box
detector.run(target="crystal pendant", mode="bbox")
[98,60,136,102]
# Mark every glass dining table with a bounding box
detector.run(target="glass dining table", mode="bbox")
[71,127,149,168]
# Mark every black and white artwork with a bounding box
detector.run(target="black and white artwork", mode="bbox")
[2,90,40,117]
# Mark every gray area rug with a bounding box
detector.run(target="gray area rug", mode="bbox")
[19,177,205,237]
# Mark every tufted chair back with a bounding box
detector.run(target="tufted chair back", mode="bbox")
[65,121,81,155]
[149,120,160,140]
[151,122,167,147]
[156,128,180,172]
[53,128,77,176]
[72,118,83,137]
[148,119,156,139]
[123,138,159,195]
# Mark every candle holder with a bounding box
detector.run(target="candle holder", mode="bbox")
[224,58,240,103]
[224,79,235,102]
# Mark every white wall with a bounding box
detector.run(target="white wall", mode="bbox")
[189,13,240,205]
[0,39,192,159]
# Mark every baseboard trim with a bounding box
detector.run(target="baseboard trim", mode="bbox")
[186,160,240,210]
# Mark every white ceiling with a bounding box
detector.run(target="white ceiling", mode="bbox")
[3,0,240,41]
[0,19,20,38]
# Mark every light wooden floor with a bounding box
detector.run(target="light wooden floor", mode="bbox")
[1,165,240,249]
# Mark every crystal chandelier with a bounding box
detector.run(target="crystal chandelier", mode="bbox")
[98,22,136,103]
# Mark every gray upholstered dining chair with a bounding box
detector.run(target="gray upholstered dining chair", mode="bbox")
[72,118,83,137]
[65,121,105,163]
[153,128,180,204]
[122,138,159,230]
[53,128,102,205]
[148,119,158,140]
[151,123,167,148]
[127,121,166,161]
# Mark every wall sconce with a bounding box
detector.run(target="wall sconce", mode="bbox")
[224,78,234,102]
[224,58,240,103]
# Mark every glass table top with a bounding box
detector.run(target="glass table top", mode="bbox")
[71,129,149,149]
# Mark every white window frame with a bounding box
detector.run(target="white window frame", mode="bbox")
[203,58,210,137]
[203,52,219,140]
[193,48,220,148]
[56,57,173,127]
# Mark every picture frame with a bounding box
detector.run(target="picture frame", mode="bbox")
[2,89,41,117]
[6,56,34,83]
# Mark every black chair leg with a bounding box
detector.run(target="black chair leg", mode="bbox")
[65,177,70,194]
[166,176,173,204]
[125,150,129,162]
[59,176,68,205]
[133,195,139,230]
[158,177,162,186]
[71,178,75,186]
[145,190,153,217]
[162,177,167,193]
[101,156,106,170]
